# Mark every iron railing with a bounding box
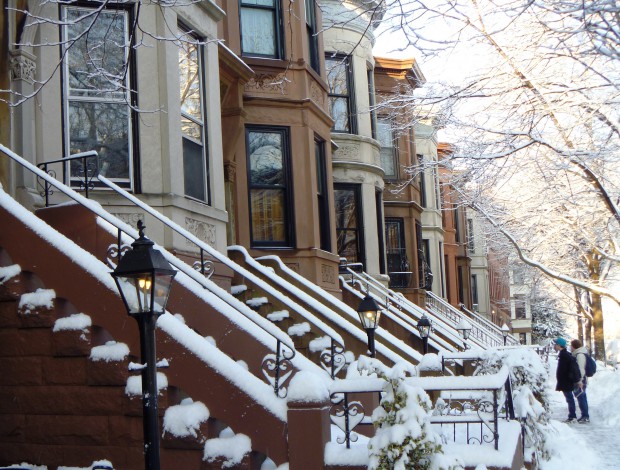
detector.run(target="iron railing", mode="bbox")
[1,145,298,397]
[459,303,520,347]
[37,150,99,207]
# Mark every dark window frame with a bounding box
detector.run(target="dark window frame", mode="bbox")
[418,154,427,208]
[325,54,357,134]
[386,217,410,288]
[178,24,211,204]
[334,183,365,267]
[315,136,331,252]
[245,125,295,249]
[60,2,139,191]
[305,0,320,73]
[368,68,377,139]
[239,0,284,59]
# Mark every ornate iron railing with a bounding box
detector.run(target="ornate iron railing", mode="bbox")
[37,150,99,207]
[1,146,297,397]
[459,303,520,347]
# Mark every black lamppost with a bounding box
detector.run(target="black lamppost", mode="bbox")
[111,222,176,470]
[501,323,511,346]
[416,315,433,354]
[456,318,473,350]
[357,294,381,358]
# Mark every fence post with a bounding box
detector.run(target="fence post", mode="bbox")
[287,398,331,470]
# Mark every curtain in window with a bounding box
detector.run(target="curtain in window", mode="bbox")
[377,119,396,177]
[240,0,277,57]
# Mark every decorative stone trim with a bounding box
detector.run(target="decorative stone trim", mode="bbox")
[185,217,216,247]
[9,49,36,83]
[321,264,335,284]
[245,72,288,94]
[111,212,144,227]
[224,161,237,183]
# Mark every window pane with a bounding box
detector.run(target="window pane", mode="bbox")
[337,230,358,263]
[66,8,128,98]
[251,189,286,242]
[242,0,275,6]
[334,188,357,228]
[241,8,276,56]
[181,116,202,141]
[179,42,202,123]
[329,97,349,132]
[183,137,206,200]
[325,59,349,95]
[248,132,284,185]
[68,101,130,180]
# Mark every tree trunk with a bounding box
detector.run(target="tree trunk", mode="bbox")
[589,293,605,360]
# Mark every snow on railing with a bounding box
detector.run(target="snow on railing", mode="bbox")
[459,303,520,347]
[0,145,298,397]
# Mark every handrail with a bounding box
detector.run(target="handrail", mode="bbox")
[425,291,504,348]
[255,254,426,366]
[36,150,99,206]
[96,175,349,380]
[0,145,297,396]
[459,303,520,346]
[340,265,464,348]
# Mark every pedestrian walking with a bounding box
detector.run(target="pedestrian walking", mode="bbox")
[554,337,580,423]
[571,339,590,423]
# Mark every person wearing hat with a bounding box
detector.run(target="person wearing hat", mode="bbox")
[554,337,579,423]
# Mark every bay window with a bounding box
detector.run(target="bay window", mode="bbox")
[334,184,364,265]
[62,5,134,188]
[240,0,284,59]
[325,55,356,133]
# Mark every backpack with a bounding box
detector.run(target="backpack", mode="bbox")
[578,352,597,378]
[567,354,581,383]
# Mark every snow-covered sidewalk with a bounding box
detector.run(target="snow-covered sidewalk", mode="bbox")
[542,362,620,469]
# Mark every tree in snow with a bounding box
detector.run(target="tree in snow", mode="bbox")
[344,0,620,360]
[359,358,462,470]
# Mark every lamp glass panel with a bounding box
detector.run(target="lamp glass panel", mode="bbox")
[153,273,175,314]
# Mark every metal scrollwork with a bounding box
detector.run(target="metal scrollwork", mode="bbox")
[37,169,57,203]
[192,259,215,279]
[319,340,347,378]
[261,346,294,398]
[329,394,365,448]
[106,243,131,269]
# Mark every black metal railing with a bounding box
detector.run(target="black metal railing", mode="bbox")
[37,151,99,207]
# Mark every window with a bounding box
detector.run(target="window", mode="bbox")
[368,69,377,139]
[178,29,209,203]
[471,274,479,307]
[376,190,386,274]
[334,184,364,265]
[325,55,356,133]
[418,155,428,208]
[519,333,527,345]
[514,294,527,319]
[467,218,475,253]
[386,218,409,288]
[62,5,135,187]
[377,118,398,179]
[305,0,319,72]
[246,127,294,247]
[240,0,283,59]
[315,137,331,251]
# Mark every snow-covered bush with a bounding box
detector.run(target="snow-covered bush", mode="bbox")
[359,357,462,470]
[477,348,551,462]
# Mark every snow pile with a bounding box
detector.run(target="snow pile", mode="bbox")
[246,297,268,308]
[259,458,289,470]
[90,341,129,362]
[0,264,20,284]
[53,313,92,332]
[203,432,252,468]
[18,288,55,314]
[361,358,463,470]
[125,372,168,396]
[1,464,47,470]
[418,353,442,372]
[308,335,331,353]
[267,310,289,322]
[288,322,310,337]
[230,284,247,295]
[57,460,113,470]
[287,370,330,403]
[163,398,210,438]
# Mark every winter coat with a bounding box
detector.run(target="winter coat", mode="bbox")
[572,346,588,383]
[556,347,576,392]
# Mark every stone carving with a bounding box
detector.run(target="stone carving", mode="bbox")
[245,72,289,94]
[321,264,335,284]
[285,262,299,273]
[112,212,144,227]
[185,217,216,248]
[334,144,359,161]
[224,161,237,183]
[310,82,325,107]
[9,50,36,83]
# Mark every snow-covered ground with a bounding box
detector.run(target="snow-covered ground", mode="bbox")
[542,359,620,469]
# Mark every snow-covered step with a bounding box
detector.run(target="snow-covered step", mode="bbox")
[266,310,289,322]
[230,284,247,296]
[17,288,57,328]
[245,296,270,313]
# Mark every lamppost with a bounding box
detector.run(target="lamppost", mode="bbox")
[501,323,511,346]
[416,315,433,354]
[111,221,176,470]
[456,318,473,350]
[357,294,381,358]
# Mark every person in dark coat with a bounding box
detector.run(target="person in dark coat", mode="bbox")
[554,337,578,423]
